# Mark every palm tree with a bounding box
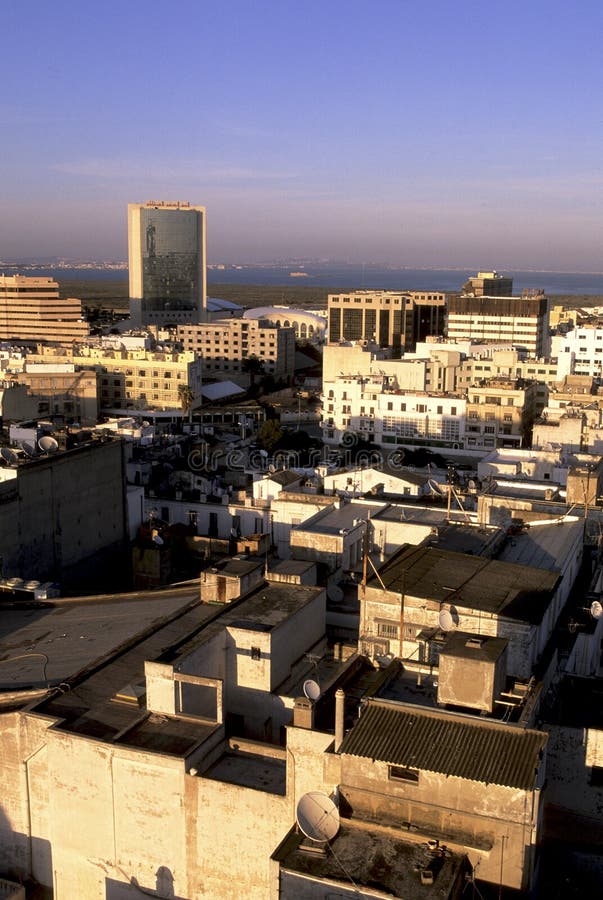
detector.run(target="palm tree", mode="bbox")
[177,383,195,423]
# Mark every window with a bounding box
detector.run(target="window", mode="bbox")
[377,621,398,638]
[389,765,419,784]
[251,647,261,661]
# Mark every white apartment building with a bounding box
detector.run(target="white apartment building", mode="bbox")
[322,373,466,450]
[176,318,295,386]
[552,325,603,379]
[0,275,90,344]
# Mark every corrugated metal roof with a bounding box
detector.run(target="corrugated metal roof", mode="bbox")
[200,380,245,401]
[339,700,547,790]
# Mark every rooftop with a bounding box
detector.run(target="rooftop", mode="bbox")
[0,588,202,697]
[274,820,469,899]
[161,582,325,663]
[495,517,582,571]
[295,501,384,536]
[368,545,560,624]
[338,698,547,790]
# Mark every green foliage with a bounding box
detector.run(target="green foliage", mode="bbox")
[257,419,283,451]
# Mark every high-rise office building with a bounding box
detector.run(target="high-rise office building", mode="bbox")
[128,201,206,327]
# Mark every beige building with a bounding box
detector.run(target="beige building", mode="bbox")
[12,363,99,424]
[0,569,551,897]
[177,318,295,386]
[447,291,550,356]
[358,542,572,681]
[456,348,559,413]
[0,275,89,344]
[461,270,514,296]
[26,344,202,412]
[464,377,539,451]
[328,290,445,354]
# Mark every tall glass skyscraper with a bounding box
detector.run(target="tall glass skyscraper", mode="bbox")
[128,201,206,327]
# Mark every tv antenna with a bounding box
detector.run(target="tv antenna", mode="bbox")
[0,447,18,466]
[302,679,321,701]
[38,436,59,454]
[589,600,602,620]
[438,607,455,632]
[21,440,38,458]
[296,792,340,843]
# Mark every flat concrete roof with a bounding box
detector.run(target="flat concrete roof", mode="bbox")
[368,545,560,624]
[161,582,325,663]
[268,559,316,576]
[295,501,384,536]
[274,821,469,899]
[438,631,508,663]
[207,557,264,578]
[0,588,202,695]
[496,517,582,571]
[204,749,286,795]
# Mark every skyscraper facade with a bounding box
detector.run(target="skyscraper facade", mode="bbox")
[128,201,206,327]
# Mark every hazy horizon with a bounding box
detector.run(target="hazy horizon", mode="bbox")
[2,2,602,271]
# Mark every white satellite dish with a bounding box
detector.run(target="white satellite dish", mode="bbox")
[21,440,38,458]
[303,679,321,701]
[38,436,59,454]
[268,464,276,474]
[439,608,455,632]
[0,447,18,466]
[296,792,340,843]
[590,600,603,620]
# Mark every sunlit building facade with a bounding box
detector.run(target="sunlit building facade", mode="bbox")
[128,201,206,327]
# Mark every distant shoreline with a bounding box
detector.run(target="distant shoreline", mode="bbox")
[62,278,603,315]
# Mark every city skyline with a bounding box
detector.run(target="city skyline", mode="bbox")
[1,1,602,270]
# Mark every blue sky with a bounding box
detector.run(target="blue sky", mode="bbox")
[1,0,602,269]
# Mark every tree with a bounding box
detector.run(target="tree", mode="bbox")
[177,384,195,423]
[242,354,265,387]
[257,419,283,451]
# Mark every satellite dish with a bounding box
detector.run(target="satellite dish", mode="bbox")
[21,441,38,458]
[439,608,455,632]
[268,464,276,474]
[0,447,18,466]
[303,679,321,701]
[296,792,340,843]
[590,600,603,620]
[38,436,59,454]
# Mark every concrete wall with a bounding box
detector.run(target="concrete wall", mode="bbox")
[545,724,603,826]
[360,586,537,679]
[337,753,541,891]
[0,440,128,589]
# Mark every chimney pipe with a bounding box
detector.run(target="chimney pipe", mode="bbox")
[335,689,345,751]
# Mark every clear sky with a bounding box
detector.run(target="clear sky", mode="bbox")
[1,0,602,269]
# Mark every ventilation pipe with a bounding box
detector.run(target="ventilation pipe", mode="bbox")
[335,689,345,751]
